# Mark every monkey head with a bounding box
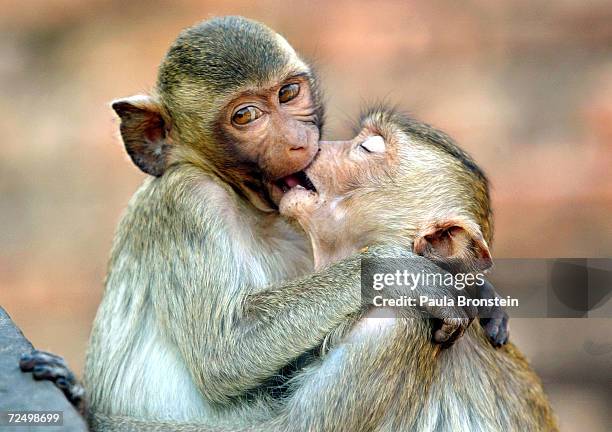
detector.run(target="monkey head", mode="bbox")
[280,107,493,272]
[111,16,324,212]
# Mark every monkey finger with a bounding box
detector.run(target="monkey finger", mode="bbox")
[32,363,76,385]
[20,350,67,372]
[446,327,466,346]
[484,303,510,347]
[434,328,451,344]
[20,350,85,409]
[482,317,501,345]
[21,350,78,386]
[55,377,85,404]
[434,318,469,346]
[496,316,510,346]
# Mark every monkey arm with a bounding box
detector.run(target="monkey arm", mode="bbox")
[88,313,438,432]
[155,241,368,405]
[157,237,473,408]
[141,171,367,405]
[148,190,451,406]
[139,171,483,405]
[88,307,545,432]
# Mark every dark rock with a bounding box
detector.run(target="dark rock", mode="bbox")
[0,306,88,431]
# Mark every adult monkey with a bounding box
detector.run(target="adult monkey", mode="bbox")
[23,16,484,428]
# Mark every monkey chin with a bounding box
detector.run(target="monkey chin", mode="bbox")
[278,186,320,222]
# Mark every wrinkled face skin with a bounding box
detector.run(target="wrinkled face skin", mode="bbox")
[279,120,399,268]
[218,74,320,206]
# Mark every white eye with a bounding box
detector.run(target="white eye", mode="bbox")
[360,135,386,153]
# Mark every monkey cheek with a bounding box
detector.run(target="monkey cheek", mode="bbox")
[267,182,286,207]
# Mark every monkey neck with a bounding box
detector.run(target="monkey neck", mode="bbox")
[208,163,277,213]
[311,240,357,270]
[225,171,276,214]
[306,226,362,270]
[298,203,367,270]
[305,216,417,270]
[172,144,277,213]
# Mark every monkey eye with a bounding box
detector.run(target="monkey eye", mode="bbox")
[360,135,386,153]
[278,83,300,103]
[232,106,263,125]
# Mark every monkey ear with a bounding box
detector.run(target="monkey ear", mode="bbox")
[111,95,170,177]
[413,219,492,272]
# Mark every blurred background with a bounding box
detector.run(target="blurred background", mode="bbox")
[1,0,611,430]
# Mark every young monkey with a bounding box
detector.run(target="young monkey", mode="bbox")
[281,109,491,269]
[281,107,508,345]
[271,107,556,431]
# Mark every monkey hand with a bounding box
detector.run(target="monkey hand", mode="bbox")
[405,260,479,348]
[362,248,478,348]
[429,300,478,348]
[473,279,510,347]
[20,350,86,413]
[402,289,477,347]
[480,308,509,347]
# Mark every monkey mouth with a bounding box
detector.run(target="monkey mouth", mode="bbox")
[268,169,318,208]
[276,171,317,194]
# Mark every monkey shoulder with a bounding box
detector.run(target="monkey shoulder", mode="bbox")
[125,166,245,233]
[113,165,291,277]
[361,244,420,261]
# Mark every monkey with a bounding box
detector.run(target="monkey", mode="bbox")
[80,107,555,431]
[269,107,556,431]
[19,17,511,431]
